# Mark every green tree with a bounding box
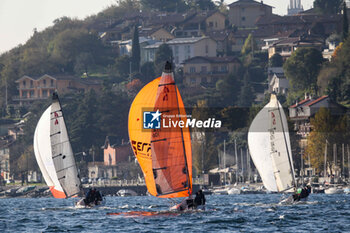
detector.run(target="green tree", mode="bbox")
[283,48,324,92]
[241,34,258,55]
[216,73,240,106]
[74,52,95,76]
[154,44,173,76]
[70,90,101,152]
[238,72,255,107]
[131,25,140,73]
[305,107,347,174]
[140,61,155,83]
[140,0,187,12]
[113,55,131,79]
[269,53,284,67]
[343,2,349,41]
[314,0,343,15]
[187,0,216,10]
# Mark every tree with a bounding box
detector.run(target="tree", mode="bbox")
[187,0,216,11]
[241,34,258,55]
[343,2,349,41]
[131,25,140,73]
[314,0,343,15]
[269,53,283,67]
[305,108,347,174]
[140,61,155,83]
[74,52,95,76]
[238,72,255,107]
[154,44,173,76]
[140,0,187,12]
[216,73,240,106]
[113,55,131,79]
[283,48,324,92]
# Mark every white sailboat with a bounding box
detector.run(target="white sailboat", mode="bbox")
[34,93,99,207]
[248,94,297,198]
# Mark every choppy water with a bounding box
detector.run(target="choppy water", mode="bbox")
[0,194,349,232]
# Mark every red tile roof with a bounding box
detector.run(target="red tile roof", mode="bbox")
[290,98,312,108]
[304,95,328,107]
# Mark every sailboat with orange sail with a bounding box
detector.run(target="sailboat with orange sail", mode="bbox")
[128,61,193,210]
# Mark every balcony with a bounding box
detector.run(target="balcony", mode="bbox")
[12,95,49,101]
[184,70,228,75]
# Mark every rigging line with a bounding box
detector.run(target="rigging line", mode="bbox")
[174,84,191,196]
[276,99,297,189]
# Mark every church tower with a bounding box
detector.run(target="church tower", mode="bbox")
[288,0,304,15]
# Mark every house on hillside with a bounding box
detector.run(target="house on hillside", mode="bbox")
[267,35,324,59]
[14,74,102,105]
[87,136,132,180]
[228,0,273,28]
[0,136,14,184]
[143,37,217,66]
[256,14,341,37]
[182,56,241,87]
[289,95,346,177]
[289,95,346,141]
[139,27,175,42]
[167,37,217,66]
[268,73,289,95]
[175,10,226,37]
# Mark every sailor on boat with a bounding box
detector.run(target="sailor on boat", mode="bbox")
[292,185,311,202]
[83,188,103,206]
[194,189,206,209]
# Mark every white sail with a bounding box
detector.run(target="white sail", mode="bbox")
[34,106,66,198]
[248,94,295,192]
[50,95,81,197]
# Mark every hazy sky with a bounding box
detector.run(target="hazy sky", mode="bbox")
[0,0,315,54]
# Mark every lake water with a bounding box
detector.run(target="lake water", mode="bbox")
[0,194,349,232]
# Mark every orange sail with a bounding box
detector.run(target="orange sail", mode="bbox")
[128,78,160,196]
[151,70,192,198]
[128,63,192,199]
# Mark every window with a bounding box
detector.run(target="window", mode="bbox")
[50,79,54,87]
[190,77,196,84]
[213,66,218,72]
[190,67,196,73]
[30,90,34,97]
[242,16,246,21]
[209,22,214,28]
[221,65,227,72]
[215,22,217,28]
[43,79,46,87]
[201,66,207,73]
[30,80,33,87]
[205,45,208,54]
[42,90,48,97]
[22,91,27,98]
[23,81,26,87]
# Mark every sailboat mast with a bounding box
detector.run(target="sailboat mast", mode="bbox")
[276,100,296,188]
